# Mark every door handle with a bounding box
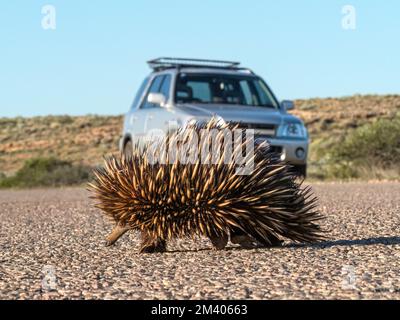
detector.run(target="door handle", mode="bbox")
[148,114,154,120]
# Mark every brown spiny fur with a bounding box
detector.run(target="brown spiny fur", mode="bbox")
[88,119,326,253]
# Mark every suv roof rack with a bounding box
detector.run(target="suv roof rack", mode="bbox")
[147,57,248,72]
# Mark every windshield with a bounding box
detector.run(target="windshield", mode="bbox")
[174,73,279,108]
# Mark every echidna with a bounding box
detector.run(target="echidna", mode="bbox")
[88,119,325,253]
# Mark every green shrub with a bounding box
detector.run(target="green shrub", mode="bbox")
[323,114,400,179]
[0,157,92,188]
[332,115,400,165]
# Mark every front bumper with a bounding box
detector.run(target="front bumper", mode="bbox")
[258,137,309,165]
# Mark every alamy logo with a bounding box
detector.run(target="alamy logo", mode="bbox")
[341,5,356,30]
[341,265,357,290]
[41,265,57,291]
[144,124,256,176]
[41,5,56,30]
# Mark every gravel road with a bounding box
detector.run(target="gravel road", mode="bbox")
[0,182,399,300]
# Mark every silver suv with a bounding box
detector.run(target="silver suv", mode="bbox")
[120,58,309,176]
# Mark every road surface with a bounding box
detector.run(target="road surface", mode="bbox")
[0,182,399,299]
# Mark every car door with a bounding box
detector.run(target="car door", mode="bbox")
[127,77,150,143]
[134,74,165,143]
[145,74,174,136]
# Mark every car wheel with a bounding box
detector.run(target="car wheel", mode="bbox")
[295,164,307,178]
[123,139,133,158]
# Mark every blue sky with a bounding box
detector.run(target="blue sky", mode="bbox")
[1,0,399,117]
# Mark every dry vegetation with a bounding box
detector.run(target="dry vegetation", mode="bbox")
[292,95,400,179]
[0,115,121,174]
[0,94,399,185]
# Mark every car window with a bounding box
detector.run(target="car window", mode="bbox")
[159,74,171,100]
[131,77,149,109]
[174,73,278,108]
[141,75,164,109]
[252,79,277,108]
[239,80,254,105]
[187,81,211,102]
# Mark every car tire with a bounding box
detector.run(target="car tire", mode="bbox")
[123,139,133,158]
[295,164,307,178]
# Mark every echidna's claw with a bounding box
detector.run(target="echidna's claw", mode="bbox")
[139,239,167,253]
[231,234,258,249]
[255,235,284,248]
[209,233,228,250]
[139,244,166,254]
[268,238,284,247]
[139,232,167,253]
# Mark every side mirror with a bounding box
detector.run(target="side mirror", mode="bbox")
[147,93,167,107]
[281,100,295,111]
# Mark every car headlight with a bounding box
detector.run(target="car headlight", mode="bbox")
[278,123,307,138]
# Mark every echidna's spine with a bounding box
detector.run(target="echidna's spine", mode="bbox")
[88,118,326,250]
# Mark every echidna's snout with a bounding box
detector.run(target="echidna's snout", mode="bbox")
[105,224,130,247]
[104,240,114,247]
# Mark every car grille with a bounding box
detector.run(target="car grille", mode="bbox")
[269,145,283,154]
[229,122,276,137]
